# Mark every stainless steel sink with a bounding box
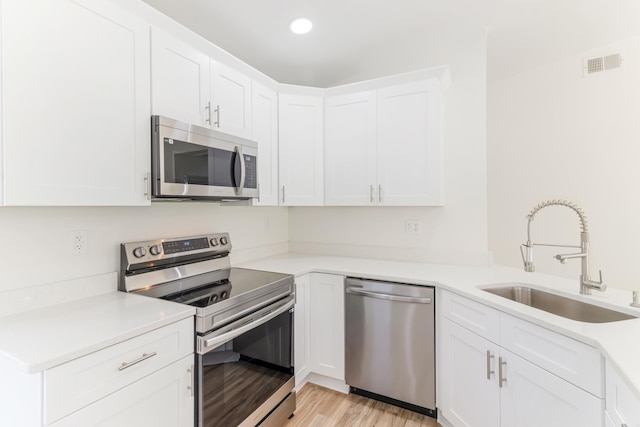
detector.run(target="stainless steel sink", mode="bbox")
[481,285,637,323]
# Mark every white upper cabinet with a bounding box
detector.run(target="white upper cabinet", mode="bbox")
[377,80,443,205]
[151,27,210,126]
[324,78,444,206]
[324,91,377,205]
[210,61,253,139]
[150,30,252,139]
[251,82,279,206]
[278,93,324,206]
[1,0,151,206]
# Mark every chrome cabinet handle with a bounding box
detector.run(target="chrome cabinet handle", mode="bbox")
[346,287,432,304]
[282,185,285,204]
[486,350,495,380]
[378,184,383,203]
[370,185,374,203]
[205,101,212,124]
[187,364,194,397]
[234,146,245,195]
[144,171,151,200]
[118,352,157,371]
[214,104,220,128]
[498,357,507,388]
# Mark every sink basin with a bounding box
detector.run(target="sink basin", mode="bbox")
[481,285,637,323]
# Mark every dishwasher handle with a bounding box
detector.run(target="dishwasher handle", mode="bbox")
[346,287,432,304]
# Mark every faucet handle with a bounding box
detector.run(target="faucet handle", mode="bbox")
[594,269,603,285]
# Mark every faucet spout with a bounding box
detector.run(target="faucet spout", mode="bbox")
[554,252,586,264]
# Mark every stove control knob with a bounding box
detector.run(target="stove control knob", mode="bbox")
[211,294,219,303]
[220,236,229,245]
[132,247,146,258]
[221,291,228,299]
[210,238,218,247]
[149,245,161,256]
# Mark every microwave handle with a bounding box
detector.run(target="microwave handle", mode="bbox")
[234,145,246,195]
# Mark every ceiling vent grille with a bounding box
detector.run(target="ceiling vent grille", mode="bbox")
[584,53,623,77]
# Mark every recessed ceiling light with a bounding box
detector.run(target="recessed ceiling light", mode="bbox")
[290,18,313,35]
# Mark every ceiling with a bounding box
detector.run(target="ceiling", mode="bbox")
[141,0,640,87]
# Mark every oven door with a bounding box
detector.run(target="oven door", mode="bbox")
[196,297,295,427]
[152,116,258,200]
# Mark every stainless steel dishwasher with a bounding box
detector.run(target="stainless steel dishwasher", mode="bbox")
[345,277,436,417]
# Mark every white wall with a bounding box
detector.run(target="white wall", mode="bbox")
[488,35,640,291]
[289,29,489,266]
[0,205,288,292]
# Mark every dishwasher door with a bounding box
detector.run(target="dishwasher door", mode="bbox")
[345,277,435,414]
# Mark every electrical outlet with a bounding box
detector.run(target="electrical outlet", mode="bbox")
[70,230,88,255]
[405,220,421,234]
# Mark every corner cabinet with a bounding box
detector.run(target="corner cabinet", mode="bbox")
[324,78,444,206]
[0,0,151,206]
[278,93,324,206]
[439,290,604,427]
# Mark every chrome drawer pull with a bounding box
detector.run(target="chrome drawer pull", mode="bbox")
[498,356,507,388]
[486,350,495,380]
[187,364,195,397]
[118,352,157,371]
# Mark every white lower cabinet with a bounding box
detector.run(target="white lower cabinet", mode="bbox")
[439,290,604,427]
[606,360,640,427]
[294,274,311,386]
[294,273,345,387]
[0,318,194,427]
[308,273,345,380]
[440,318,500,427]
[499,348,602,427]
[50,355,194,427]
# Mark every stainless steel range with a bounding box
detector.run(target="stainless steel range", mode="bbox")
[119,232,296,427]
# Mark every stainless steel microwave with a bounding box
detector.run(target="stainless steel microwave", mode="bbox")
[151,115,258,201]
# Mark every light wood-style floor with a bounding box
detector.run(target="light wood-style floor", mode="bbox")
[284,383,442,427]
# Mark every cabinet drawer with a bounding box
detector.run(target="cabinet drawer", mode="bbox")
[440,290,500,344]
[500,313,603,397]
[44,317,193,424]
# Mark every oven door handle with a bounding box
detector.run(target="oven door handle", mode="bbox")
[200,299,294,353]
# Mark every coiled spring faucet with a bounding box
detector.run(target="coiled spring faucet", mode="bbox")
[520,200,606,295]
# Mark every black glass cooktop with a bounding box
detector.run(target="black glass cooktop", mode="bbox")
[134,267,293,310]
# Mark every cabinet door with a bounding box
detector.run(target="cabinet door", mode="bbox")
[439,318,501,427]
[278,94,324,206]
[377,80,443,206]
[308,273,344,380]
[151,27,210,126]
[210,61,252,139]
[252,82,279,206]
[606,361,640,427]
[1,0,151,206]
[50,355,195,427]
[499,349,603,427]
[324,91,377,206]
[294,274,311,387]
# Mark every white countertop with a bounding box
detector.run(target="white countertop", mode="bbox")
[0,292,195,374]
[238,253,640,400]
